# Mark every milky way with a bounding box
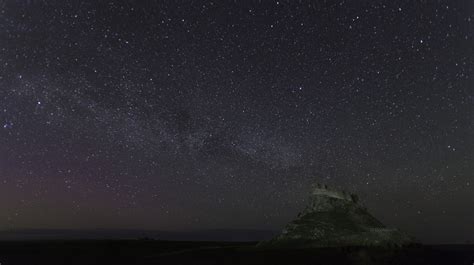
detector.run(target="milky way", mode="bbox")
[0,1,472,243]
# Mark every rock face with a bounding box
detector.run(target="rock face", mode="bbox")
[260,185,415,248]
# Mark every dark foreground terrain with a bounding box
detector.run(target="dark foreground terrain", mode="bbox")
[0,240,473,265]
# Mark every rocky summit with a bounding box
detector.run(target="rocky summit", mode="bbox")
[259,184,415,248]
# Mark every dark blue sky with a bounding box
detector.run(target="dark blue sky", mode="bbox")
[0,0,472,243]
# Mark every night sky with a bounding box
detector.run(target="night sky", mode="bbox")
[0,0,472,243]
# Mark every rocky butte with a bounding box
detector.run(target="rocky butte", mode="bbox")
[259,184,416,248]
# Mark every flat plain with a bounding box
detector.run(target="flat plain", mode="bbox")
[0,240,473,265]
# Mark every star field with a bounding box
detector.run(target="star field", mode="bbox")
[0,1,473,243]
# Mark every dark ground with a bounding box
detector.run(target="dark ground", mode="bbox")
[0,240,473,265]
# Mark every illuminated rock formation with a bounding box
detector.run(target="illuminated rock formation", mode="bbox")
[260,184,415,248]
